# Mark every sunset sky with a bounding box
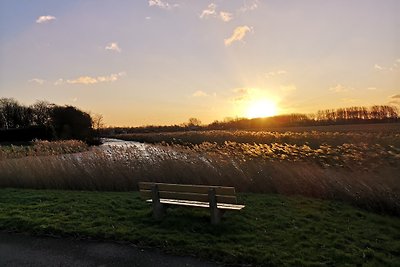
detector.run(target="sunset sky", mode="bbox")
[0,0,399,126]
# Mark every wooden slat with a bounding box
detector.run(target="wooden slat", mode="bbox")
[146,199,245,210]
[139,182,235,196]
[140,189,237,204]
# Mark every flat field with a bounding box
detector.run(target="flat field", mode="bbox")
[1,188,399,266]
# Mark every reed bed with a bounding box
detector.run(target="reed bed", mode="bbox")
[115,128,400,148]
[0,140,88,160]
[0,141,399,215]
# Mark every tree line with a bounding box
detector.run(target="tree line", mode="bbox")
[102,105,399,135]
[0,98,97,143]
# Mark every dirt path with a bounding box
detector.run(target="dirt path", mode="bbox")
[0,232,220,267]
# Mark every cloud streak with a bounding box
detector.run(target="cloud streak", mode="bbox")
[28,78,45,85]
[36,15,56,24]
[329,84,351,93]
[224,26,252,46]
[53,72,126,85]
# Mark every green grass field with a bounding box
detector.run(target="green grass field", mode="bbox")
[0,188,399,266]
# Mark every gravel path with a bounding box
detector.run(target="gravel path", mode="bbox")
[0,232,220,267]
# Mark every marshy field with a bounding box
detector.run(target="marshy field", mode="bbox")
[1,123,400,265]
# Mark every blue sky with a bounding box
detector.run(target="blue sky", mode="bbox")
[0,0,399,126]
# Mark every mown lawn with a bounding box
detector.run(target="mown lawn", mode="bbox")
[0,188,399,266]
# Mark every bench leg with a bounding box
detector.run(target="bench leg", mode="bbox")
[208,188,224,224]
[153,203,167,220]
[152,184,167,220]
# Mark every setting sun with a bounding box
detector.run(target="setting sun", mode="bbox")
[246,99,278,119]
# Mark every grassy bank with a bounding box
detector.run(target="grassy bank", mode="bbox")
[0,188,399,266]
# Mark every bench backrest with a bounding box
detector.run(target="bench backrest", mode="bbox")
[138,182,238,204]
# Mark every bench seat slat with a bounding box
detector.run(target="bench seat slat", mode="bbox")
[146,199,245,210]
[139,182,235,196]
[140,189,238,204]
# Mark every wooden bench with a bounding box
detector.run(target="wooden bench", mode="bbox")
[138,182,245,224]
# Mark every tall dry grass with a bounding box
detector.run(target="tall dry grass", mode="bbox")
[0,140,88,160]
[115,128,400,148]
[0,142,399,215]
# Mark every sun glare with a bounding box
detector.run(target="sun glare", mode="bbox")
[246,99,278,118]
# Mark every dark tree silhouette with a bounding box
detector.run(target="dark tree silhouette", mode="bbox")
[51,106,93,141]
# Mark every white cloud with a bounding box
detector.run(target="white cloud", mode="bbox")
[149,0,170,9]
[265,70,287,78]
[219,12,233,22]
[367,87,377,91]
[145,16,151,20]
[28,78,45,85]
[192,90,209,97]
[374,64,384,70]
[239,0,259,12]
[36,15,56,24]
[224,26,252,46]
[105,42,121,53]
[200,3,217,19]
[329,84,351,93]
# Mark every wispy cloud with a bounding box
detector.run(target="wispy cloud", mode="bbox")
[224,26,252,46]
[265,70,287,78]
[105,42,121,53]
[374,59,400,71]
[28,78,45,85]
[200,3,217,18]
[192,90,209,97]
[367,87,377,91]
[54,72,126,85]
[329,84,351,93]
[239,0,259,12]
[36,15,56,24]
[148,0,172,9]
[200,4,233,22]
